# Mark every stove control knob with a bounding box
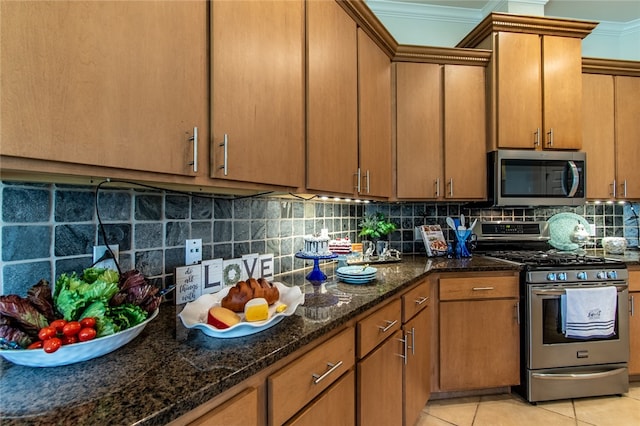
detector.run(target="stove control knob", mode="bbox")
[577,271,588,280]
[558,272,567,281]
[597,271,607,280]
[607,271,618,280]
[547,273,557,281]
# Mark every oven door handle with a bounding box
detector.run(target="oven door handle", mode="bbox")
[532,284,627,296]
[532,368,627,380]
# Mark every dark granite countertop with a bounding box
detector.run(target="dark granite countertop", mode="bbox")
[0,255,538,425]
[2,250,638,425]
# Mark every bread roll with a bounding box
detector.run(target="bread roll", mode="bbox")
[221,278,279,312]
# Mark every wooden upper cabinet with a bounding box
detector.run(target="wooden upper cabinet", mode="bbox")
[357,29,392,198]
[542,36,583,149]
[306,0,358,195]
[395,62,486,201]
[211,0,304,188]
[443,65,486,200]
[582,74,615,199]
[0,1,207,176]
[495,32,542,149]
[395,63,443,199]
[614,76,640,199]
[495,33,582,150]
[459,13,596,151]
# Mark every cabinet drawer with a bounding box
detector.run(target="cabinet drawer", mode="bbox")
[629,270,640,292]
[440,275,518,301]
[187,387,258,426]
[269,327,355,426]
[357,299,401,358]
[402,280,430,323]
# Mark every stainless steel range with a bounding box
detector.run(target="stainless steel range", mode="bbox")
[476,221,629,403]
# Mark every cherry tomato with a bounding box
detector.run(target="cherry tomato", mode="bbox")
[49,319,67,333]
[80,317,96,329]
[43,337,62,353]
[62,321,82,337]
[78,327,97,342]
[27,341,44,350]
[38,326,57,341]
[61,335,78,345]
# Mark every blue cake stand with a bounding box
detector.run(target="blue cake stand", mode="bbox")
[295,252,338,285]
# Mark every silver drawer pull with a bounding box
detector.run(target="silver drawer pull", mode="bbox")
[398,336,407,365]
[472,287,494,291]
[312,361,343,384]
[415,296,429,305]
[378,319,398,333]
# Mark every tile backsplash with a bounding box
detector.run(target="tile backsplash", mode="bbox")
[1,181,637,297]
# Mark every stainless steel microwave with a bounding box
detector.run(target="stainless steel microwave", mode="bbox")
[487,150,586,206]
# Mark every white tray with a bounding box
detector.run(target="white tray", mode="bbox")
[178,282,303,338]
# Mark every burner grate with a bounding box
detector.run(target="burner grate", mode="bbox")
[487,250,610,266]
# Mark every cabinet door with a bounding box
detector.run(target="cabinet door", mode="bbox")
[188,388,258,426]
[542,36,583,149]
[631,291,640,376]
[629,270,640,375]
[440,299,519,391]
[495,32,542,149]
[395,63,442,199]
[0,1,207,176]
[443,65,486,200]
[615,76,640,199]
[357,29,392,198]
[404,307,431,426]
[211,0,304,187]
[307,0,358,195]
[287,370,355,426]
[582,74,616,199]
[358,330,403,426]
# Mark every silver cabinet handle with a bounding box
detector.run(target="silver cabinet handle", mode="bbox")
[547,128,554,147]
[472,286,494,291]
[219,134,228,176]
[414,296,429,306]
[435,178,440,197]
[611,179,617,198]
[631,295,635,317]
[398,335,408,365]
[448,178,453,197]
[534,128,540,147]
[312,360,343,384]
[378,319,398,333]
[409,327,416,355]
[623,180,627,198]
[354,168,361,193]
[188,127,198,172]
[365,169,370,194]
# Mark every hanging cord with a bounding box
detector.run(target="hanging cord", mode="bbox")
[629,203,640,248]
[94,180,123,275]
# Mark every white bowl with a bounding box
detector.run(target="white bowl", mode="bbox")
[601,237,627,254]
[0,309,158,367]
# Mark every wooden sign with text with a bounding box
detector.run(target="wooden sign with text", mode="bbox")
[175,253,274,304]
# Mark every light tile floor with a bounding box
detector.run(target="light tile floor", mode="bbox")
[417,382,640,426]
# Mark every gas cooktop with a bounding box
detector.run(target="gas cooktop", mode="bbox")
[486,250,615,266]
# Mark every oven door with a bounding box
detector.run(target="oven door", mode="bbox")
[527,282,629,370]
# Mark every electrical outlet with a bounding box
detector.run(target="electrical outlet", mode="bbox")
[185,239,202,265]
[93,245,119,270]
[589,224,596,236]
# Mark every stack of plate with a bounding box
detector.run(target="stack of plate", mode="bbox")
[336,266,377,285]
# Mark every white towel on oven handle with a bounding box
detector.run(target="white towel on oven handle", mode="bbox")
[563,286,617,339]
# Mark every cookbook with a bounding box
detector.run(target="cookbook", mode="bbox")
[417,225,448,257]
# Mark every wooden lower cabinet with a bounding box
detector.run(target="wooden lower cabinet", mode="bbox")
[629,268,640,376]
[357,329,404,426]
[403,307,431,426]
[187,388,258,426]
[286,370,355,426]
[438,273,520,392]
